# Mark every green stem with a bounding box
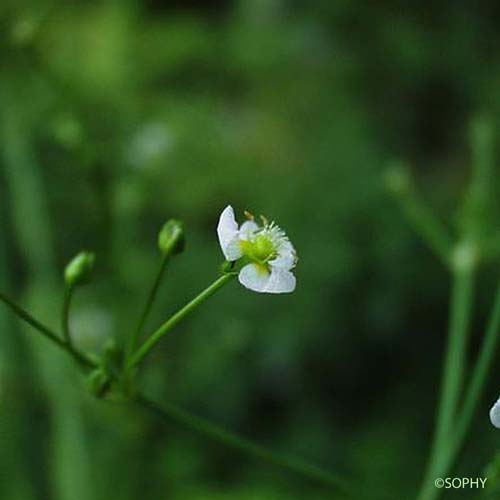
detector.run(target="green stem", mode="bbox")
[425,279,500,490]
[128,273,235,370]
[126,254,169,361]
[455,280,500,445]
[135,393,359,497]
[0,291,95,369]
[394,186,453,266]
[0,285,356,494]
[62,284,75,347]
[1,286,367,498]
[416,266,475,500]
[461,116,494,241]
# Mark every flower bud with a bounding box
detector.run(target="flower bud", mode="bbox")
[64,251,96,287]
[158,219,185,256]
[86,368,111,399]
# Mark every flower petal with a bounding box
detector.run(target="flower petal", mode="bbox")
[490,397,500,429]
[238,263,270,292]
[264,268,296,293]
[239,220,259,240]
[225,237,243,261]
[217,205,240,260]
[270,240,297,270]
[238,264,296,294]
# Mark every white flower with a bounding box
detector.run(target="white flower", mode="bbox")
[490,396,500,429]
[217,205,297,294]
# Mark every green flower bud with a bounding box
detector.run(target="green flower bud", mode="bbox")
[86,367,111,398]
[64,251,96,287]
[158,219,185,256]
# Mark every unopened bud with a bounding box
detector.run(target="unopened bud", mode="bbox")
[158,219,185,256]
[64,251,96,287]
[86,368,111,398]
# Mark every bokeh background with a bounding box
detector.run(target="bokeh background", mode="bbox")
[1,1,500,499]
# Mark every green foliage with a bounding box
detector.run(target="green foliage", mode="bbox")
[1,1,500,500]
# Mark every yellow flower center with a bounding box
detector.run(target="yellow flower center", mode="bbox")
[240,234,277,264]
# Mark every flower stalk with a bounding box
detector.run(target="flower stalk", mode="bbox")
[385,162,453,267]
[62,284,75,347]
[136,393,358,496]
[0,291,94,369]
[125,219,185,367]
[0,286,365,497]
[127,272,236,370]
[416,264,476,500]
[413,117,496,500]
[126,253,169,362]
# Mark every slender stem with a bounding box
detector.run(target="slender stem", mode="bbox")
[461,116,494,241]
[416,266,475,500]
[135,393,362,498]
[427,279,500,486]
[456,280,500,443]
[62,284,75,347]
[394,186,453,266]
[128,273,235,370]
[0,280,374,498]
[126,254,169,361]
[434,268,475,450]
[0,291,95,369]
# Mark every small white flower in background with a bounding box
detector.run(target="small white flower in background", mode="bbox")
[217,205,297,294]
[490,396,500,429]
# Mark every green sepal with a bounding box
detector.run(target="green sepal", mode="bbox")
[220,260,235,274]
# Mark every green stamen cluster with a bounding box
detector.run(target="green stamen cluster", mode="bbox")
[240,233,277,265]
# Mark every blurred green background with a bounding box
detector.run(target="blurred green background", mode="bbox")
[1,1,500,499]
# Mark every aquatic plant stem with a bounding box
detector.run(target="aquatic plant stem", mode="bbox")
[421,279,500,499]
[416,266,475,500]
[0,288,365,498]
[62,284,75,347]
[389,178,453,266]
[452,280,500,454]
[136,393,358,497]
[126,254,169,362]
[127,273,236,370]
[0,291,94,369]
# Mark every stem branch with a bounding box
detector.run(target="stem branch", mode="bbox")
[136,393,359,497]
[392,184,453,266]
[62,284,75,347]
[126,254,169,361]
[427,279,500,487]
[128,273,235,370]
[416,266,475,500]
[0,291,95,369]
